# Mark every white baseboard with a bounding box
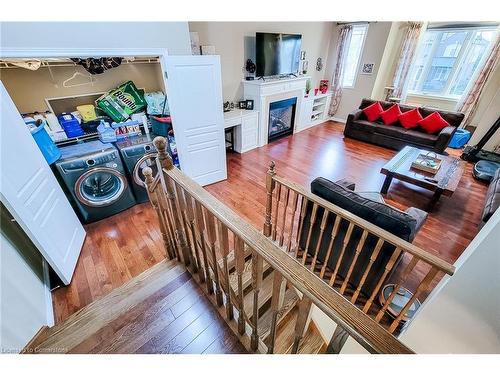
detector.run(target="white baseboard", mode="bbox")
[42,260,55,327]
[330,116,346,124]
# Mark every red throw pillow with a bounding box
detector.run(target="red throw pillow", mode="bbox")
[398,108,423,129]
[418,112,450,134]
[380,104,402,125]
[362,101,383,122]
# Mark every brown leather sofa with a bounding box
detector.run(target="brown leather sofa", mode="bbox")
[344,98,465,154]
[480,168,500,228]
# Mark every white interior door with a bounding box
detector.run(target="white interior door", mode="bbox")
[0,82,85,285]
[165,55,227,186]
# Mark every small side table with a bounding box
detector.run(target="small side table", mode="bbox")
[379,284,421,326]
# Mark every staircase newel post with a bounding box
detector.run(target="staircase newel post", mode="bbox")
[263,161,276,237]
[153,136,191,267]
[143,166,174,259]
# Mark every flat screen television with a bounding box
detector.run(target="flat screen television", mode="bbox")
[255,32,302,77]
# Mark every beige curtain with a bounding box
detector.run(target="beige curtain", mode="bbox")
[391,22,424,99]
[456,34,500,127]
[328,24,353,116]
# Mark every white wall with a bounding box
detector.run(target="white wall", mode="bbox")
[325,22,393,121]
[0,208,53,353]
[0,22,191,55]
[400,210,500,353]
[188,22,334,102]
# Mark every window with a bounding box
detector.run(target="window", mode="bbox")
[342,24,368,88]
[407,26,498,99]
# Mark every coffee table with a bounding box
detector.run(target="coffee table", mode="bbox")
[380,146,465,211]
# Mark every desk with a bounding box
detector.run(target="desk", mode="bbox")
[223,110,259,153]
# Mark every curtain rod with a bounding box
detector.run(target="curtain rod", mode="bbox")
[336,21,373,25]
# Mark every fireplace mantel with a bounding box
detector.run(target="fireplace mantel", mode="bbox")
[243,76,309,147]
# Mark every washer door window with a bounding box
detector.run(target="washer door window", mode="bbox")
[75,167,128,207]
[133,153,158,187]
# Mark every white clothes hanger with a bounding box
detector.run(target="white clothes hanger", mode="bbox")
[62,67,96,88]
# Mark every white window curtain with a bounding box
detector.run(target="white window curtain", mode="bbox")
[456,32,500,128]
[328,24,353,116]
[391,22,424,100]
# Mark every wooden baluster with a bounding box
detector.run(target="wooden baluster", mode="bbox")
[263,161,276,237]
[266,271,284,354]
[294,196,308,258]
[153,136,190,267]
[278,187,290,247]
[326,325,350,354]
[329,222,355,287]
[319,216,341,279]
[301,203,318,265]
[375,256,419,322]
[363,248,402,314]
[143,167,174,259]
[310,209,329,272]
[285,191,299,252]
[194,200,214,295]
[271,183,282,241]
[351,238,384,304]
[251,251,264,351]
[234,236,246,335]
[205,210,224,306]
[340,230,368,294]
[183,190,204,281]
[156,187,180,260]
[388,266,439,333]
[291,296,313,354]
[174,181,198,274]
[217,220,234,320]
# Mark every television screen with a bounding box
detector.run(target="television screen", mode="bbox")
[255,33,302,77]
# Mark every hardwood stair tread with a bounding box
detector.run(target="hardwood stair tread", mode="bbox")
[258,288,300,342]
[228,256,271,295]
[31,258,182,352]
[286,321,326,354]
[243,269,275,319]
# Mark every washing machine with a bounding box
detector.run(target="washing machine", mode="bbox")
[115,135,157,204]
[54,140,136,223]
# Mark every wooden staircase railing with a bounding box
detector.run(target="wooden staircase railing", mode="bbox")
[263,161,455,337]
[144,136,416,354]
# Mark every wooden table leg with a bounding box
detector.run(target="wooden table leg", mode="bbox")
[380,174,393,194]
[427,188,444,212]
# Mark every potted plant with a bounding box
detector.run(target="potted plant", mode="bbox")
[305,79,312,96]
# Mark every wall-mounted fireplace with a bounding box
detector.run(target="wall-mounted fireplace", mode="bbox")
[268,97,297,142]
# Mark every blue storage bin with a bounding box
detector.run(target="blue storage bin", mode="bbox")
[58,113,84,138]
[448,128,471,149]
[30,123,61,164]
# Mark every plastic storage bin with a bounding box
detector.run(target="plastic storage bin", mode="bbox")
[30,122,61,164]
[58,113,84,138]
[151,115,172,136]
[448,128,471,149]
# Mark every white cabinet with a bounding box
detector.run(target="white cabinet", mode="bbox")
[296,92,333,132]
[240,114,259,152]
[224,110,259,153]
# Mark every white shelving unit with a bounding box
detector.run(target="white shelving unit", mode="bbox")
[297,91,332,132]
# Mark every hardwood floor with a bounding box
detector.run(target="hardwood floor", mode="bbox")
[205,121,488,294]
[51,120,487,346]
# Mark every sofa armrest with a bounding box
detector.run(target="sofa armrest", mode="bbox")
[435,126,457,153]
[335,178,356,191]
[347,108,364,123]
[405,207,428,235]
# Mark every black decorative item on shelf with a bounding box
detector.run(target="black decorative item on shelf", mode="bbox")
[245,100,254,110]
[245,59,256,74]
[238,101,247,109]
[316,57,323,72]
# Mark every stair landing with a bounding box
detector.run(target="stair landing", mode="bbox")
[26,259,245,354]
